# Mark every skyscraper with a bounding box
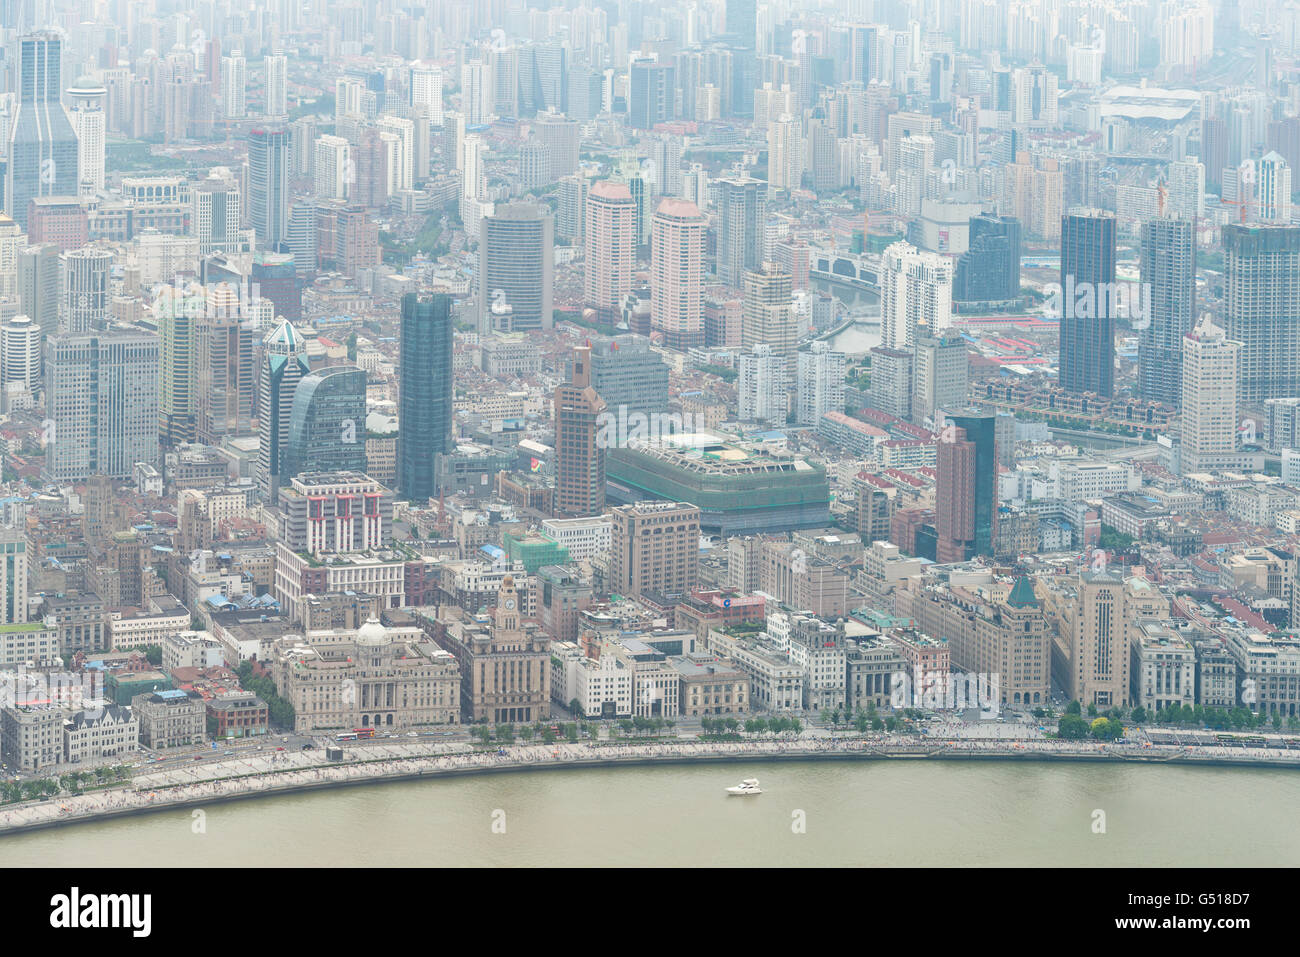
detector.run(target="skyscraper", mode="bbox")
[739,344,789,422]
[741,262,796,357]
[723,0,759,117]
[479,203,553,332]
[192,172,242,256]
[195,309,256,444]
[554,344,606,518]
[4,33,80,231]
[0,215,21,304]
[251,250,301,322]
[716,177,767,289]
[912,334,969,427]
[1223,223,1300,405]
[1139,217,1196,406]
[767,114,802,192]
[283,365,368,478]
[248,128,290,249]
[796,341,846,426]
[1,314,41,411]
[725,0,758,46]
[628,59,675,129]
[1181,316,1245,472]
[157,281,198,446]
[314,134,351,200]
[1059,209,1117,398]
[583,180,636,321]
[265,54,288,117]
[257,319,310,500]
[460,60,493,126]
[649,198,706,349]
[588,335,670,420]
[61,246,113,334]
[532,111,579,181]
[868,346,913,420]
[18,243,59,338]
[410,62,444,125]
[1258,151,1293,223]
[44,330,159,481]
[67,81,107,195]
[222,50,247,119]
[397,293,452,503]
[879,240,953,351]
[954,215,1021,306]
[935,409,996,562]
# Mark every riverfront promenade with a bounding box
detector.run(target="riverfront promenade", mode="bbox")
[4,731,1300,836]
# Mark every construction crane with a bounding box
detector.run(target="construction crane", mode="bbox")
[1222,195,1257,224]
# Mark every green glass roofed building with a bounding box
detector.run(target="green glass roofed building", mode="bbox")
[606,432,830,534]
[502,532,571,575]
[283,365,367,479]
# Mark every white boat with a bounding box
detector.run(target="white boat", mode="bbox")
[725,778,762,796]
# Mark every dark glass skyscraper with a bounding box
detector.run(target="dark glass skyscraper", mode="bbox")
[398,293,452,503]
[628,59,675,129]
[251,250,301,322]
[248,128,289,249]
[1139,217,1196,406]
[955,215,1021,306]
[935,409,996,562]
[725,0,757,45]
[1059,210,1117,398]
[283,365,368,478]
[721,0,758,118]
[5,33,79,231]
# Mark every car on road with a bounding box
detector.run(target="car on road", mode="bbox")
[406,732,418,737]
[275,747,285,751]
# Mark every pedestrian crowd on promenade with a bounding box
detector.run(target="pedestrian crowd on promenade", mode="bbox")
[3,728,1296,831]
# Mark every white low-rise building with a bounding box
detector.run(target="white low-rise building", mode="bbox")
[110,605,192,650]
[162,631,226,674]
[541,515,613,562]
[572,645,634,718]
[1129,622,1196,713]
[0,622,59,668]
[64,703,138,764]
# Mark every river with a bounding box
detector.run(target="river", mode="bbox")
[6,759,1299,867]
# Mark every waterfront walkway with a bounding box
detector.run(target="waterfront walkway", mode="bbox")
[3,732,1300,835]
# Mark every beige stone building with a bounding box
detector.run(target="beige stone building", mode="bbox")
[1043,572,1170,709]
[671,654,750,717]
[422,577,551,724]
[132,689,206,749]
[903,576,1051,709]
[609,501,700,599]
[270,619,460,732]
[1,705,64,771]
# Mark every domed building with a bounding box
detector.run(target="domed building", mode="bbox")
[269,616,460,733]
